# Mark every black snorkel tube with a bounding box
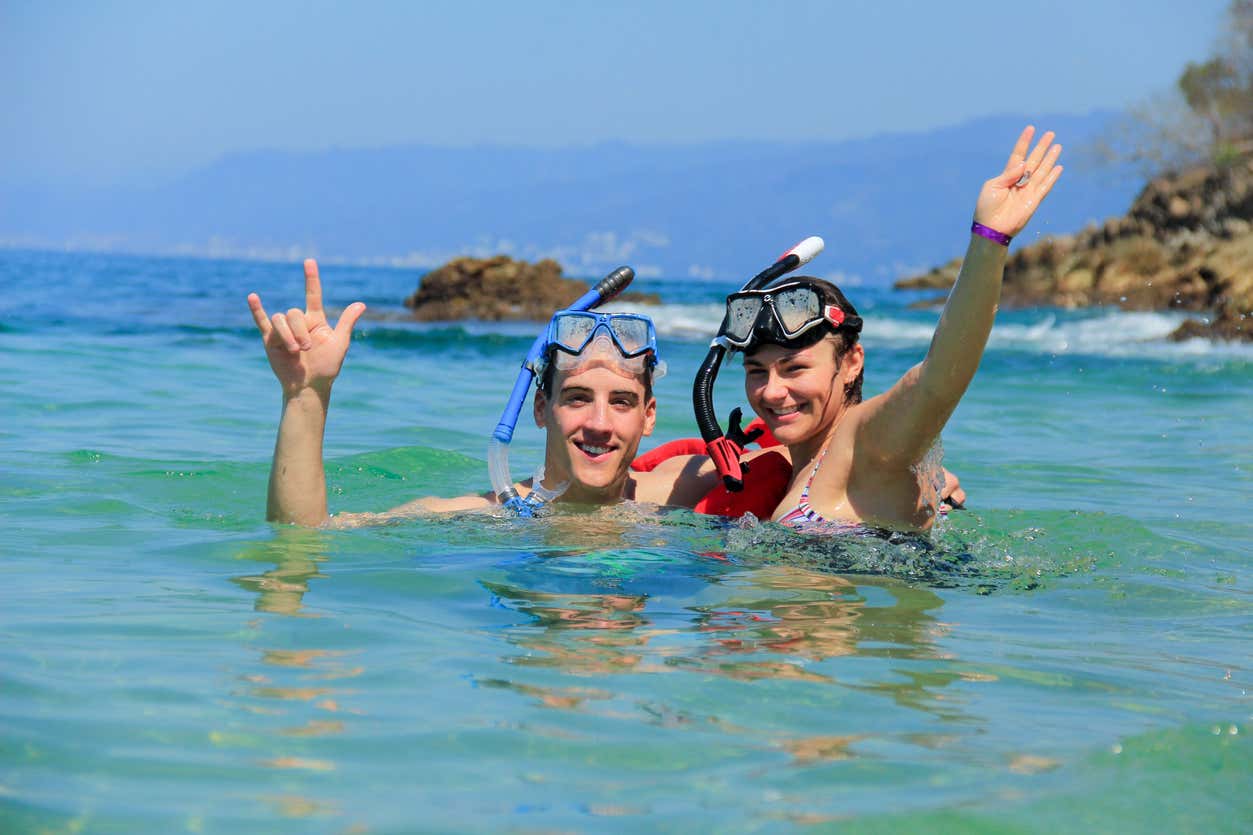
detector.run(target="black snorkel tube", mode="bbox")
[489,265,636,517]
[692,236,824,491]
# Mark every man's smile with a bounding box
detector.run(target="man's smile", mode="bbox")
[574,440,616,458]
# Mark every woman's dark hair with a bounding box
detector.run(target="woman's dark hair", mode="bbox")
[749,276,864,404]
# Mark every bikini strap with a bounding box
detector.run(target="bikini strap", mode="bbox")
[798,443,832,502]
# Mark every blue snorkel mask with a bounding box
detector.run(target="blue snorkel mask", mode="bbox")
[488,266,642,517]
[538,311,663,378]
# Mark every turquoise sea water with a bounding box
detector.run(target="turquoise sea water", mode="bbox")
[2,249,1250,833]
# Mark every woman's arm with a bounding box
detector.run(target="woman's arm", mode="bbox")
[860,126,1063,464]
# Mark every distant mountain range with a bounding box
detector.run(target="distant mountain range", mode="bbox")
[1,112,1142,284]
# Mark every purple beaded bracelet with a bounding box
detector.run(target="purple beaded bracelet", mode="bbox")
[971,221,1011,246]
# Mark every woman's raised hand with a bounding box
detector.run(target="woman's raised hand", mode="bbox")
[973,126,1064,239]
[247,259,366,397]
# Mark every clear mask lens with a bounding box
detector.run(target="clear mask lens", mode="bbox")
[724,297,763,342]
[606,317,651,355]
[551,312,656,358]
[553,314,597,353]
[552,332,661,378]
[722,284,827,346]
[772,287,822,335]
[543,311,661,379]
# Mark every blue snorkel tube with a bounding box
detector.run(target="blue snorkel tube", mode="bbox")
[489,265,636,516]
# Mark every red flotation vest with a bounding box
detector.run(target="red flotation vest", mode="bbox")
[631,419,793,518]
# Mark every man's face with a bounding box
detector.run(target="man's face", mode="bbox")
[534,363,655,503]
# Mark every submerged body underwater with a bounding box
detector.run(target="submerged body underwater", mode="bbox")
[2,250,1249,832]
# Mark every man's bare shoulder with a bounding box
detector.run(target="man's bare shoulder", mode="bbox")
[640,453,714,479]
[631,454,711,506]
[410,493,497,513]
[632,446,789,508]
[326,491,500,528]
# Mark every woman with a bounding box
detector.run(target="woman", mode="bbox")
[720,125,1062,532]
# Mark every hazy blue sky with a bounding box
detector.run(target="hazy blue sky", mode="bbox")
[3,0,1229,186]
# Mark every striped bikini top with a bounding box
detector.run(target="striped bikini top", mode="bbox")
[775,444,863,535]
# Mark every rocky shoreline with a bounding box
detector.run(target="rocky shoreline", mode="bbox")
[895,153,1253,341]
[404,255,659,321]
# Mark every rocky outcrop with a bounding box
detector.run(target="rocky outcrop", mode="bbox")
[404,255,659,321]
[895,154,1253,341]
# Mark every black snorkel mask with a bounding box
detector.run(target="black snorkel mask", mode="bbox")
[719,280,862,351]
[691,237,826,492]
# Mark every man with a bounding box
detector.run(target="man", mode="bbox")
[247,259,713,527]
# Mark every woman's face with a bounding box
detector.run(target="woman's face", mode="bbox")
[742,338,860,447]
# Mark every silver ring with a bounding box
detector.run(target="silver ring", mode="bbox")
[1015,169,1032,188]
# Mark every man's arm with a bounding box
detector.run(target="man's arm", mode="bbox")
[248,259,365,526]
[267,387,332,526]
[326,490,511,528]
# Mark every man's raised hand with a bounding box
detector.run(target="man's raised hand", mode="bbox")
[247,259,366,397]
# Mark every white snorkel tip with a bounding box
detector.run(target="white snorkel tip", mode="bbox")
[785,236,825,268]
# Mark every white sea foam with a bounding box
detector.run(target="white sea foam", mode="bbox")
[987,310,1253,359]
[599,300,725,341]
[852,308,1202,351]
[602,301,1253,361]
[858,317,940,345]
[894,309,1253,359]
